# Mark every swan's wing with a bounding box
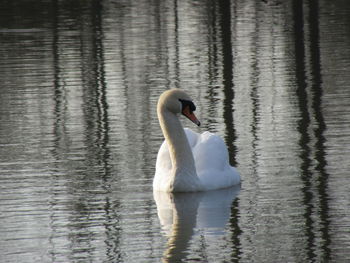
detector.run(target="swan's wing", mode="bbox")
[183,128,230,172]
[192,131,229,172]
[190,131,240,189]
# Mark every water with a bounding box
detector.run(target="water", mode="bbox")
[0,0,350,262]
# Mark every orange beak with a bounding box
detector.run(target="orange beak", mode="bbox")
[182,106,201,126]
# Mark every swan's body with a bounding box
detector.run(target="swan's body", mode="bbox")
[153,89,240,192]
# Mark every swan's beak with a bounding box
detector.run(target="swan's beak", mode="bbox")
[182,106,201,126]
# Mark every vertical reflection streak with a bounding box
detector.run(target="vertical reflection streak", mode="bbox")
[250,2,260,182]
[294,0,331,260]
[50,1,68,261]
[104,198,122,262]
[91,0,110,182]
[174,0,180,89]
[308,0,331,259]
[206,1,219,132]
[293,0,315,260]
[52,0,67,154]
[219,0,236,164]
[218,0,241,261]
[50,0,60,256]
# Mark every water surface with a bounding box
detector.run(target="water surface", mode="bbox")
[1,0,350,262]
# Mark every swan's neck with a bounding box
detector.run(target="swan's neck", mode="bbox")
[158,108,196,176]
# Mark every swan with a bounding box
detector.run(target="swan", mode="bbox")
[153,88,240,192]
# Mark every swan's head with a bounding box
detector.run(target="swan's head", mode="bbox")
[158,89,200,126]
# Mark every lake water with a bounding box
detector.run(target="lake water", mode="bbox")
[1,0,350,262]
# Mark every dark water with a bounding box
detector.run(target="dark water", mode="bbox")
[1,0,350,262]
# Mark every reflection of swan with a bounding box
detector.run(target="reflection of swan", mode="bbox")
[154,89,241,192]
[154,186,240,262]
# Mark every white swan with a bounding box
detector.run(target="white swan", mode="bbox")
[153,89,240,192]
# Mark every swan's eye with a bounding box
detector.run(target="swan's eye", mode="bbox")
[179,99,196,113]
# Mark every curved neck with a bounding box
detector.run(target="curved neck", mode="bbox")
[158,107,196,174]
